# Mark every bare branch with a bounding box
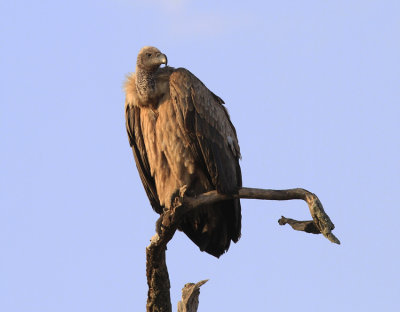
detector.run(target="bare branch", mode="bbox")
[146,186,340,311]
[146,211,179,312]
[182,187,340,244]
[177,280,208,312]
[278,217,320,234]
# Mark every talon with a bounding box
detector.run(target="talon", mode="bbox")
[155,217,164,234]
[179,185,188,198]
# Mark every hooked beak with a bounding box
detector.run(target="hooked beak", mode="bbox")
[158,53,168,66]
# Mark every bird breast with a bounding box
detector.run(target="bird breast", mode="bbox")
[139,99,197,208]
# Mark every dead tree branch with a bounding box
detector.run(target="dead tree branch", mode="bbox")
[177,280,208,312]
[145,186,340,311]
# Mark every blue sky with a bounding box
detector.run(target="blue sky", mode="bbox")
[1,1,399,311]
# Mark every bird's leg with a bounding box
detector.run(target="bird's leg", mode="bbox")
[179,185,188,198]
[169,185,188,215]
[155,215,164,235]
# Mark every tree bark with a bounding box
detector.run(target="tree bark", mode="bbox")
[177,280,208,312]
[145,187,340,311]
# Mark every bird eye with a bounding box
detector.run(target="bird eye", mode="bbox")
[146,53,152,57]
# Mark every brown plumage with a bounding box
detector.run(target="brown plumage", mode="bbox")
[125,46,242,257]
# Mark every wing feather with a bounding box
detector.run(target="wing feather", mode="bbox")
[125,102,162,213]
[169,68,242,194]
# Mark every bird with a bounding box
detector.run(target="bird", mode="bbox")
[124,46,242,257]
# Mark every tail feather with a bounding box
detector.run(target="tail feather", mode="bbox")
[179,199,241,258]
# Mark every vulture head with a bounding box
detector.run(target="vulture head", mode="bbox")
[136,46,168,71]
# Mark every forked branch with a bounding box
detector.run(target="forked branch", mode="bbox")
[182,187,340,244]
[146,186,340,312]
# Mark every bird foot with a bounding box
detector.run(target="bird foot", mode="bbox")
[171,185,188,210]
[179,185,188,198]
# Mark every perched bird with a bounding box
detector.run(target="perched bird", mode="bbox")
[124,46,242,257]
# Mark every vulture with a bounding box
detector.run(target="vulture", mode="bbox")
[124,46,242,258]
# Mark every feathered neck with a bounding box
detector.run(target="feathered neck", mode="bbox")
[135,66,158,103]
[125,66,173,108]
